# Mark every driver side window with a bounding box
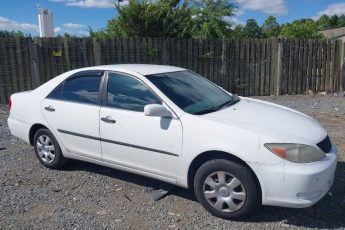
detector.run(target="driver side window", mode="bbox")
[106,72,161,112]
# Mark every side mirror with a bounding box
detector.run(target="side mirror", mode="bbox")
[144,104,173,118]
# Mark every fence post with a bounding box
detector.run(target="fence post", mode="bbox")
[92,38,101,66]
[80,39,88,67]
[220,40,226,88]
[0,38,5,103]
[276,39,282,96]
[63,38,71,70]
[160,37,167,65]
[340,41,344,93]
[15,37,25,91]
[28,37,40,88]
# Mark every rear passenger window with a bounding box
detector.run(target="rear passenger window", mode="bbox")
[61,75,101,105]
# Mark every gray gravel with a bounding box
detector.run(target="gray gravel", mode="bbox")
[252,94,345,115]
[1,95,345,229]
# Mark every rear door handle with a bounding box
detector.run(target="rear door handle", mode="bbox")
[44,106,55,112]
[101,116,116,124]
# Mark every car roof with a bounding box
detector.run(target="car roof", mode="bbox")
[79,64,186,75]
[31,64,187,99]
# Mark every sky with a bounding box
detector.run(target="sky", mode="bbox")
[1,0,345,36]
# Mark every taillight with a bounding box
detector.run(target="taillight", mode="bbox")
[8,97,12,110]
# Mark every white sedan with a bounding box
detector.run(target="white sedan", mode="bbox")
[8,64,337,219]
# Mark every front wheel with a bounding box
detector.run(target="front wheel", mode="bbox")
[33,128,68,169]
[194,159,259,219]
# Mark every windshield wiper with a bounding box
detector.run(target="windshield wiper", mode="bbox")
[194,97,241,115]
[214,97,240,110]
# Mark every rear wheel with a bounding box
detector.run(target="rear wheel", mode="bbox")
[194,159,259,219]
[33,128,68,169]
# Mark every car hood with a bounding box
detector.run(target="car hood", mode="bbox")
[202,97,326,144]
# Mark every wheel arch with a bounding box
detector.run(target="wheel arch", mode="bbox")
[187,150,262,200]
[29,123,48,145]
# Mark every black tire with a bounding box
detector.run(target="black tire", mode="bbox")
[194,159,259,219]
[33,128,68,169]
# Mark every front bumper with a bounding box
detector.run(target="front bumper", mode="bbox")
[249,143,338,208]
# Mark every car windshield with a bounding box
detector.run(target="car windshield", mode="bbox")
[145,71,240,115]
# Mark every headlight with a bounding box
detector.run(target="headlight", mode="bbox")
[264,143,326,163]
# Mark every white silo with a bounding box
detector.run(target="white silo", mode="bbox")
[37,7,54,37]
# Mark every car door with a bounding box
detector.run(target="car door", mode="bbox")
[42,71,103,160]
[99,72,183,180]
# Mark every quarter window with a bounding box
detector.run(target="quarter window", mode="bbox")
[106,73,161,112]
[47,74,102,105]
[61,75,101,105]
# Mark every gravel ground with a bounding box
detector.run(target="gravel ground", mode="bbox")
[0,95,345,230]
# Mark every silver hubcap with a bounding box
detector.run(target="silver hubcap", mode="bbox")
[36,135,55,164]
[203,171,246,213]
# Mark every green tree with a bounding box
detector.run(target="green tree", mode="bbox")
[338,15,345,27]
[231,24,244,38]
[91,0,193,38]
[0,30,24,37]
[88,26,107,39]
[262,16,280,38]
[243,19,262,38]
[317,15,331,30]
[329,15,339,27]
[189,0,236,39]
[63,33,72,38]
[280,19,322,38]
[90,0,237,39]
[15,31,24,37]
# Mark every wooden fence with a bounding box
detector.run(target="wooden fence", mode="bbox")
[0,37,344,103]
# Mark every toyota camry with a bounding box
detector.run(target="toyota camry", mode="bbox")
[7,64,337,219]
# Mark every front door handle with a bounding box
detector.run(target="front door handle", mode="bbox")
[44,106,55,112]
[101,116,116,124]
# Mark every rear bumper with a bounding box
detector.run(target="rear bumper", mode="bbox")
[249,143,338,208]
[7,117,31,144]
